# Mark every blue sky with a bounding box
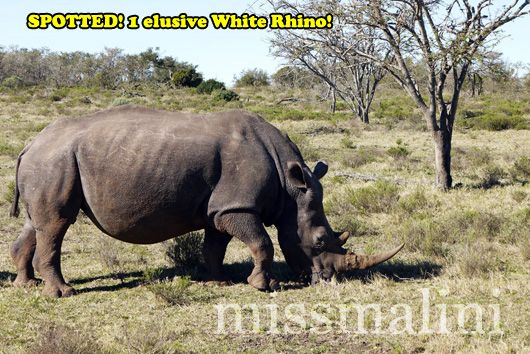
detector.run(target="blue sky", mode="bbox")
[1,1,529,85]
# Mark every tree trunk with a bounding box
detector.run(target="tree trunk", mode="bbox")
[330,87,336,113]
[361,109,369,124]
[433,129,452,190]
[357,104,369,124]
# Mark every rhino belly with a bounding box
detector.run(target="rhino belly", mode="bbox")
[75,136,217,244]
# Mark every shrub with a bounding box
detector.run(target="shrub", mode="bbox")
[347,181,400,214]
[148,277,215,306]
[511,190,527,203]
[520,237,530,261]
[479,165,507,188]
[455,241,502,277]
[215,89,239,102]
[148,277,193,306]
[340,146,384,168]
[2,76,24,89]
[372,94,422,128]
[197,79,225,94]
[165,231,204,270]
[397,187,432,215]
[459,108,529,131]
[49,88,69,102]
[340,136,355,149]
[96,237,126,279]
[287,133,319,161]
[387,145,411,160]
[333,216,368,238]
[398,217,448,258]
[172,68,203,87]
[446,209,504,241]
[0,141,24,159]
[112,97,131,106]
[3,180,15,206]
[116,322,183,353]
[235,68,270,87]
[27,323,101,354]
[509,156,530,182]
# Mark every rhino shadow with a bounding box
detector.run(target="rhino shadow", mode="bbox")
[340,260,442,283]
[0,271,16,284]
[70,271,145,285]
[73,260,303,294]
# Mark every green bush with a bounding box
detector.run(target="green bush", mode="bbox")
[347,181,400,213]
[464,114,528,131]
[340,146,383,168]
[197,79,225,94]
[171,68,203,88]
[459,98,530,131]
[373,94,417,123]
[235,68,270,87]
[112,97,131,106]
[215,89,239,102]
[2,76,24,89]
[0,141,24,159]
[49,88,69,102]
[165,231,203,270]
[148,277,193,306]
[287,133,319,161]
[2,180,16,207]
[510,156,530,182]
[387,145,411,160]
[398,217,448,258]
[340,136,355,149]
[397,188,432,215]
[148,277,215,306]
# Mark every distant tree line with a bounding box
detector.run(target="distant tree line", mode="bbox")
[0,47,206,89]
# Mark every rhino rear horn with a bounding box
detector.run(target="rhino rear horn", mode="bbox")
[340,243,404,271]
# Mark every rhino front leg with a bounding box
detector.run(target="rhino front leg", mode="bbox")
[215,213,279,291]
[203,228,232,282]
[11,217,38,287]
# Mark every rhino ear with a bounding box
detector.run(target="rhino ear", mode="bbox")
[287,161,307,189]
[313,160,328,179]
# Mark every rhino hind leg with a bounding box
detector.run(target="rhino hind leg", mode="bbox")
[11,216,39,287]
[214,212,279,292]
[203,228,232,283]
[35,221,76,298]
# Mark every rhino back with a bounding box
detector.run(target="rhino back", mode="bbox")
[19,106,295,243]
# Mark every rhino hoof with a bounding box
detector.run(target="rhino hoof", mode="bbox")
[248,271,279,292]
[43,284,76,298]
[12,276,40,288]
[268,278,280,292]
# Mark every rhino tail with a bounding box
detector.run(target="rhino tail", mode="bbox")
[9,149,25,218]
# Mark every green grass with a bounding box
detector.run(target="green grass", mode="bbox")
[0,86,528,352]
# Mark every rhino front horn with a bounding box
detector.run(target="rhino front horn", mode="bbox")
[339,243,404,271]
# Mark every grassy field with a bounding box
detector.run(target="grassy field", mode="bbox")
[0,85,529,353]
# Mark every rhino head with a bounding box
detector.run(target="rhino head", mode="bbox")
[277,160,404,283]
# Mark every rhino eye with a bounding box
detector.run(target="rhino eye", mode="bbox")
[314,233,327,249]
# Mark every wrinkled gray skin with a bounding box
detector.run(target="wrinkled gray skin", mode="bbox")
[9,106,402,297]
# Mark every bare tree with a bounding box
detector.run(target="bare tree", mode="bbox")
[466,50,511,96]
[269,0,388,123]
[339,0,529,189]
